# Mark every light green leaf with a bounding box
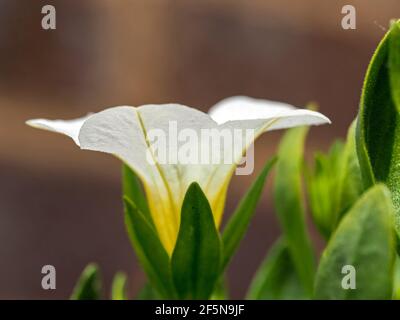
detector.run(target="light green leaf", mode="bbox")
[307,120,363,239]
[122,164,153,227]
[111,272,128,300]
[246,239,306,300]
[307,141,345,239]
[171,183,221,299]
[356,20,400,237]
[70,263,102,300]
[393,256,400,300]
[124,198,176,299]
[389,20,400,112]
[221,157,276,271]
[274,126,315,296]
[338,120,364,218]
[314,184,396,299]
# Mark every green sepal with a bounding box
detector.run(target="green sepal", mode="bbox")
[123,164,153,227]
[171,183,222,299]
[124,197,176,299]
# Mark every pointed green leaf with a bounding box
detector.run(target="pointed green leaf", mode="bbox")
[124,198,176,299]
[314,184,396,299]
[111,272,128,300]
[306,141,345,239]
[246,239,306,300]
[338,120,364,218]
[307,121,363,239]
[356,21,400,238]
[70,263,102,300]
[123,164,153,227]
[171,183,221,299]
[274,126,315,296]
[221,157,276,270]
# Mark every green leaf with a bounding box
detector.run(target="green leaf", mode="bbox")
[124,198,176,299]
[307,141,345,239]
[274,126,315,296]
[314,184,396,299]
[307,120,363,239]
[137,282,161,300]
[393,256,400,300]
[221,157,276,271]
[389,20,400,112]
[111,272,128,300]
[356,21,400,236]
[171,183,221,299]
[246,238,307,300]
[338,120,364,218]
[123,164,153,227]
[70,263,102,300]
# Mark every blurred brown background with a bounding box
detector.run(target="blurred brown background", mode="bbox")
[0,0,398,299]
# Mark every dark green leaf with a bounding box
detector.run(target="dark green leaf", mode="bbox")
[122,164,153,227]
[246,239,307,300]
[356,21,400,237]
[70,263,102,300]
[221,157,276,270]
[314,184,396,299]
[111,272,128,300]
[171,183,221,299]
[124,198,176,299]
[274,126,315,296]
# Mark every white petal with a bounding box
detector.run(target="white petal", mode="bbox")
[78,106,151,181]
[208,96,331,130]
[78,104,221,253]
[78,104,218,191]
[27,99,331,254]
[26,116,91,146]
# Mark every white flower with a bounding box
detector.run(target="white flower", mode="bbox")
[27,96,330,254]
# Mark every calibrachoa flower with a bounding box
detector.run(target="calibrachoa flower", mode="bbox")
[27,96,330,254]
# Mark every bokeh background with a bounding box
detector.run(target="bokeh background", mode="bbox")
[0,0,399,299]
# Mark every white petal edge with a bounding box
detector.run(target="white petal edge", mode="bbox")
[26,115,91,146]
[208,96,331,129]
